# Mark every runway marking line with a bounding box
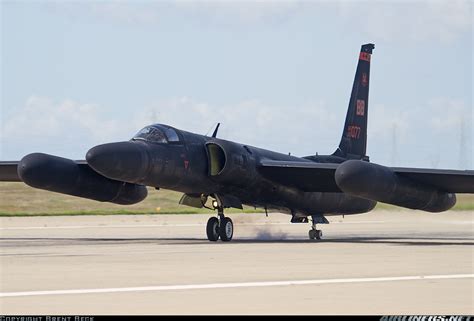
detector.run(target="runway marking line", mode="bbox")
[1,274,472,298]
[0,221,386,230]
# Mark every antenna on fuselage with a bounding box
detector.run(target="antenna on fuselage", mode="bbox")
[212,123,221,138]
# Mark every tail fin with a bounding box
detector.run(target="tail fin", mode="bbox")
[333,43,374,160]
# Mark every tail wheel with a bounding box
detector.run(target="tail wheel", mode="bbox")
[206,217,220,241]
[219,217,234,242]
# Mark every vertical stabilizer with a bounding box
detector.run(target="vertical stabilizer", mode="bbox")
[333,43,374,160]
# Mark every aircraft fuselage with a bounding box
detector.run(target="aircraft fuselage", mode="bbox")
[86,128,376,218]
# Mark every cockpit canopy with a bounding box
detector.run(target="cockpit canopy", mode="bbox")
[132,124,181,144]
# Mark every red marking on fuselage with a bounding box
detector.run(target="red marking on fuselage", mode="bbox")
[184,160,189,169]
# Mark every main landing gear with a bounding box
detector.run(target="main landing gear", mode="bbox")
[308,228,322,240]
[308,215,326,240]
[206,206,234,242]
[291,213,326,240]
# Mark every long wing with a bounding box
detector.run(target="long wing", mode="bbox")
[258,160,474,193]
[258,160,340,192]
[0,161,22,182]
[391,167,474,193]
[0,160,88,182]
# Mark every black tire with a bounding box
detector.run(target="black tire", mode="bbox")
[316,230,322,240]
[309,229,322,240]
[219,217,234,242]
[206,217,220,242]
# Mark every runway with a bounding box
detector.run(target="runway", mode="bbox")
[1,210,473,314]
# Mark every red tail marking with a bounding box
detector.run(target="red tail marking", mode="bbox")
[359,52,371,62]
[361,73,368,87]
[356,100,365,116]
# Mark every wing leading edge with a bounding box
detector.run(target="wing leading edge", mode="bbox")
[391,167,474,193]
[258,160,474,194]
[0,162,22,182]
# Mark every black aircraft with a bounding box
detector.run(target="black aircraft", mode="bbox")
[1,43,473,242]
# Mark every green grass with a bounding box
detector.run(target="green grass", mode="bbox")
[0,182,472,217]
[0,182,263,216]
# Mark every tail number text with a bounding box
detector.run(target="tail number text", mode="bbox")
[347,125,361,139]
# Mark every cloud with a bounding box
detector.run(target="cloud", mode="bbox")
[0,95,338,159]
[336,0,472,43]
[0,96,126,159]
[136,96,335,155]
[1,95,471,169]
[44,0,303,27]
[43,1,472,43]
[173,0,303,26]
[43,1,166,26]
[368,98,472,168]
[129,95,473,169]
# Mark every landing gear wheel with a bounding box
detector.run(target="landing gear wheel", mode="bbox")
[206,217,220,241]
[219,217,234,242]
[309,229,322,240]
[316,230,322,240]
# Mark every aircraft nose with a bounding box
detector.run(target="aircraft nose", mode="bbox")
[86,142,150,183]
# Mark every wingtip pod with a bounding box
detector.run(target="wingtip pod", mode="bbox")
[18,153,147,205]
[18,153,77,191]
[335,160,456,213]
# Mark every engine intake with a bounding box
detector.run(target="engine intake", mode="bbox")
[205,142,257,186]
[207,143,226,176]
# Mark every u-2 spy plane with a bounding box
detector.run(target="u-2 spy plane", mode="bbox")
[1,43,473,242]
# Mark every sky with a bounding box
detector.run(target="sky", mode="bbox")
[1,0,472,169]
